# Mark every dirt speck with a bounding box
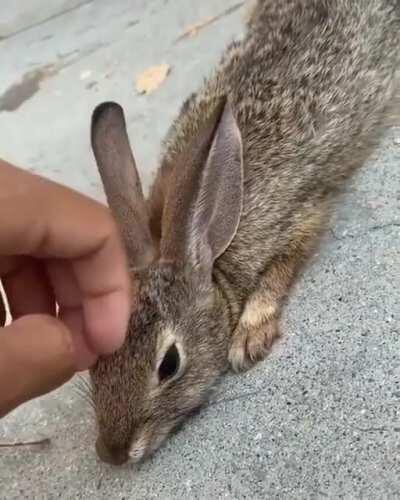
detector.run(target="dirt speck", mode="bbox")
[85,81,98,90]
[40,34,54,42]
[126,19,139,29]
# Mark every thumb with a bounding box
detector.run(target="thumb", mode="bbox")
[0,315,76,418]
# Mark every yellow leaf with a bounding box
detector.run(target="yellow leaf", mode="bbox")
[135,63,171,95]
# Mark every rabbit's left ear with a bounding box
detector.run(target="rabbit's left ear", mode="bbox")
[91,102,155,269]
[161,98,243,271]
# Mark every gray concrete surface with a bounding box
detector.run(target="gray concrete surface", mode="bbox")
[0,1,399,498]
[0,0,88,39]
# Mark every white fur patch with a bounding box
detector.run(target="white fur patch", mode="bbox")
[239,297,276,329]
[129,434,148,463]
[228,342,247,373]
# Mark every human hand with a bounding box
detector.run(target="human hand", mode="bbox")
[0,160,130,417]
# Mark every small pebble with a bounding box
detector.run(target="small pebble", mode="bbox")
[80,69,92,80]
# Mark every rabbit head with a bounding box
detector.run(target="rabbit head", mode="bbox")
[89,99,243,465]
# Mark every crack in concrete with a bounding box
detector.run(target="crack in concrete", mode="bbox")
[355,426,396,433]
[330,221,400,242]
[0,0,94,41]
[208,389,261,408]
[175,2,245,43]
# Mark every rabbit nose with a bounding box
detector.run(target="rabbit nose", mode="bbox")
[96,436,129,466]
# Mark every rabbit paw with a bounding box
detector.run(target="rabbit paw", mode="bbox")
[228,298,280,373]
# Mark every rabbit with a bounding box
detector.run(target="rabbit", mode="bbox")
[89,0,400,465]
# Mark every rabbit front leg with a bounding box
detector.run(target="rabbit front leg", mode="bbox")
[228,254,296,372]
[228,204,327,372]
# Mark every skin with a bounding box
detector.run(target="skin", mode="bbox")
[0,159,130,418]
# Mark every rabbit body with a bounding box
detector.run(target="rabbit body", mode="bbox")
[162,0,399,292]
[152,0,400,369]
[90,0,400,465]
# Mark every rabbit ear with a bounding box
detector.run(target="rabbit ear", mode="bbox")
[91,102,155,269]
[161,98,243,271]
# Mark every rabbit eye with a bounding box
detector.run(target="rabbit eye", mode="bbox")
[158,343,180,382]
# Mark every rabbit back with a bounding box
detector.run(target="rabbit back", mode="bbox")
[156,0,400,295]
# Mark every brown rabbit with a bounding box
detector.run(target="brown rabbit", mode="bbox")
[89,0,400,465]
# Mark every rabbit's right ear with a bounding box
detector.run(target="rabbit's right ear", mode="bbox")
[161,98,243,273]
[91,102,155,269]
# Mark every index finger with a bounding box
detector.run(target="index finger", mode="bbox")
[0,160,130,354]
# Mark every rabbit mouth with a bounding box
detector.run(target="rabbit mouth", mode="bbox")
[95,436,130,466]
